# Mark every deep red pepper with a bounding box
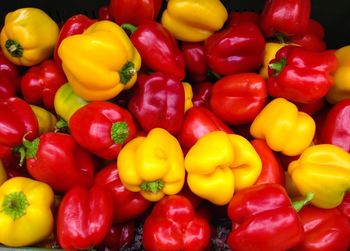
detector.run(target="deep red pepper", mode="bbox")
[1,153,30,178]
[57,185,114,250]
[0,49,21,92]
[128,72,185,135]
[295,98,327,116]
[226,11,261,28]
[338,192,350,221]
[209,73,268,125]
[93,162,152,224]
[142,195,211,251]
[181,42,208,83]
[192,82,213,108]
[0,74,16,98]
[319,99,350,152]
[109,0,162,26]
[97,5,114,21]
[69,101,137,160]
[97,222,135,251]
[20,59,67,111]
[293,205,350,251]
[122,20,185,82]
[205,22,265,76]
[268,45,339,104]
[24,132,95,193]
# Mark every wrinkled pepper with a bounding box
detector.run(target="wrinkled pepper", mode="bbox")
[142,195,211,251]
[288,144,350,208]
[58,20,141,101]
[0,177,54,247]
[0,7,59,66]
[185,130,262,205]
[117,128,185,202]
[161,0,228,42]
[250,97,316,156]
[30,105,57,135]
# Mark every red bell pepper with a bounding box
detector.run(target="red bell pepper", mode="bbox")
[20,60,67,111]
[109,0,162,26]
[69,101,137,160]
[227,183,308,251]
[261,0,311,38]
[0,49,21,92]
[142,195,211,251]
[98,222,135,251]
[24,132,95,193]
[181,42,208,83]
[93,162,152,224]
[97,5,114,21]
[295,98,327,116]
[122,21,185,82]
[0,97,39,158]
[294,205,350,251]
[128,72,185,135]
[338,192,350,221]
[319,99,350,152]
[268,45,339,104]
[57,185,114,250]
[177,106,233,152]
[251,139,285,185]
[192,82,213,108]
[205,22,265,76]
[226,11,261,28]
[209,73,268,125]
[0,74,16,98]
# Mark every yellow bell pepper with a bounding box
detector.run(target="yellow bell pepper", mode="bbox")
[0,160,7,186]
[161,0,228,42]
[0,177,54,247]
[250,97,316,156]
[30,105,57,135]
[288,144,350,209]
[182,82,193,112]
[0,8,59,66]
[326,45,350,104]
[259,42,287,79]
[117,128,185,202]
[185,131,262,205]
[58,20,141,101]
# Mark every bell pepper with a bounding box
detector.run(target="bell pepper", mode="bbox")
[326,45,350,103]
[0,49,21,92]
[142,195,211,251]
[57,185,114,250]
[0,97,39,158]
[268,45,338,104]
[69,101,137,160]
[192,81,213,107]
[288,144,350,208]
[54,14,96,69]
[58,20,141,101]
[97,5,114,21]
[250,97,316,156]
[98,222,135,251]
[227,183,309,251]
[109,0,162,26]
[226,11,261,28]
[182,82,193,113]
[0,74,16,98]
[0,176,54,247]
[209,73,268,125]
[161,0,228,42]
[295,98,327,116]
[0,7,59,66]
[205,22,265,75]
[30,105,57,135]
[338,192,350,220]
[260,0,311,38]
[185,130,262,205]
[23,132,95,193]
[128,72,185,135]
[177,106,233,152]
[117,128,185,202]
[122,20,185,81]
[20,59,67,111]
[0,160,7,185]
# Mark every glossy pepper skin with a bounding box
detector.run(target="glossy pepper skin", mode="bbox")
[250,97,316,156]
[338,192,350,220]
[261,0,311,38]
[24,132,95,193]
[192,82,213,107]
[58,20,141,101]
[109,0,162,26]
[98,222,135,251]
[20,60,67,111]
[30,105,57,135]
[93,162,152,223]
[0,177,54,247]
[142,195,211,251]
[57,185,114,250]
[259,41,288,79]
[69,101,137,160]
[0,71,16,98]
[293,205,350,251]
[161,0,228,42]
[128,72,185,135]
[117,128,185,202]
[205,22,265,76]
[0,49,21,92]
[122,20,185,82]
[288,144,350,209]
[209,73,268,125]
[185,130,262,205]
[0,8,59,66]
[227,183,304,251]
[0,97,39,158]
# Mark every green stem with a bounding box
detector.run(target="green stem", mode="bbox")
[111,121,129,144]
[119,61,136,84]
[140,180,165,194]
[121,23,138,34]
[275,33,286,44]
[268,57,286,76]
[55,117,70,133]
[23,138,40,159]
[1,191,29,220]
[5,39,23,57]
[292,192,314,212]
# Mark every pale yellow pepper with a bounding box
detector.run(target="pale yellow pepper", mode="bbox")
[182,82,194,112]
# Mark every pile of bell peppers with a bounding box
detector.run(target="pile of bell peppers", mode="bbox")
[0,1,350,250]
